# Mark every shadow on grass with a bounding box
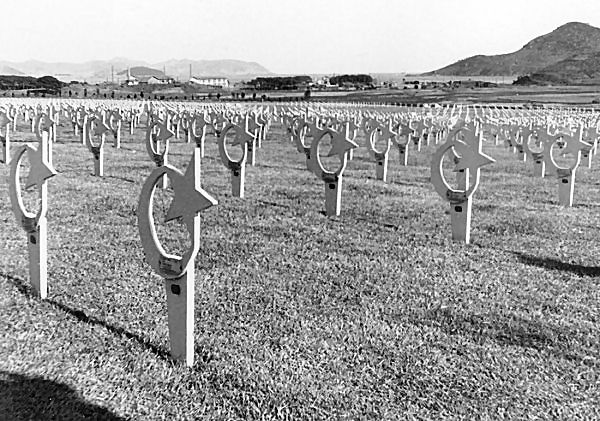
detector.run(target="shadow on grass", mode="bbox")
[410,306,588,363]
[354,216,399,230]
[513,252,600,277]
[255,199,293,210]
[48,300,173,362]
[0,370,125,421]
[1,272,171,362]
[256,163,306,172]
[115,146,138,152]
[106,175,136,184]
[391,178,431,187]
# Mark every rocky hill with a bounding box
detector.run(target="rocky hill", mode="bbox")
[514,52,600,85]
[426,22,600,83]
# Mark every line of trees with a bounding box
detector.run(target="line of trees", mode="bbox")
[0,75,65,92]
[329,74,373,86]
[247,76,312,90]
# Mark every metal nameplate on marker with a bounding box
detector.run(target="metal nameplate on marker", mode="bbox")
[446,190,467,204]
[322,173,339,184]
[531,152,543,161]
[153,155,165,166]
[22,216,38,234]
[91,146,101,160]
[158,256,184,276]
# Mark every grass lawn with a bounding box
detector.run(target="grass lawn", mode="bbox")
[1,106,599,420]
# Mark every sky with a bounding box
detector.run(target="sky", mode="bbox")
[3,0,600,74]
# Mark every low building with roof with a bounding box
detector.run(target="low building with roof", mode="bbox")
[189,76,230,88]
[147,76,174,85]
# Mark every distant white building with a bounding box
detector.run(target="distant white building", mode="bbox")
[147,76,174,85]
[316,76,330,86]
[189,76,230,88]
[125,68,139,86]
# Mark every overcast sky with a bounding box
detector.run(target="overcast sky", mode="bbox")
[3,0,600,74]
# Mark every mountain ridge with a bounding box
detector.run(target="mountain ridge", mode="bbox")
[425,22,600,82]
[0,58,272,83]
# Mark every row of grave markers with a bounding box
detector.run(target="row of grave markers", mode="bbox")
[4,99,599,236]
[3,99,600,366]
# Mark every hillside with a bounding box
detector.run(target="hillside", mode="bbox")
[514,52,600,85]
[116,66,165,78]
[0,75,64,92]
[155,59,272,81]
[426,22,600,77]
[0,65,23,76]
[0,58,271,83]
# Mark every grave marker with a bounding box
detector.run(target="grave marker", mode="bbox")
[308,125,358,216]
[367,120,395,182]
[108,109,122,148]
[431,126,495,243]
[542,125,590,206]
[0,110,13,164]
[218,122,251,197]
[146,118,175,188]
[8,131,57,298]
[85,114,111,176]
[137,154,217,366]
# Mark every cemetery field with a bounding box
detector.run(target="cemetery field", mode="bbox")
[1,116,600,419]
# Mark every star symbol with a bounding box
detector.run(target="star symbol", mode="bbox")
[25,145,57,190]
[307,121,328,140]
[92,118,111,137]
[111,111,122,122]
[327,128,358,159]
[413,119,426,133]
[560,125,591,156]
[37,114,53,133]
[379,120,397,139]
[165,163,217,233]
[246,118,260,135]
[0,111,12,127]
[362,118,379,136]
[452,139,495,172]
[455,125,479,146]
[231,125,255,146]
[156,120,175,142]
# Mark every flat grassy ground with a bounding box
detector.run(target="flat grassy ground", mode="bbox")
[1,108,599,420]
[314,85,600,106]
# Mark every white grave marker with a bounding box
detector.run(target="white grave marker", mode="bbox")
[0,110,13,164]
[218,122,251,197]
[308,125,358,216]
[85,114,111,177]
[431,125,495,243]
[8,131,57,298]
[137,154,217,366]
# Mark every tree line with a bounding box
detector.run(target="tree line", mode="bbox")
[0,75,65,92]
[329,74,373,86]
[246,76,312,90]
